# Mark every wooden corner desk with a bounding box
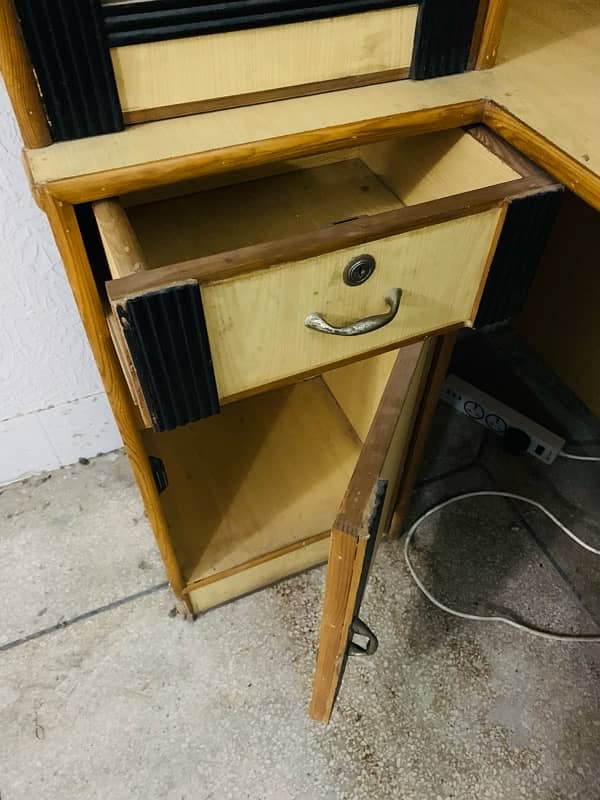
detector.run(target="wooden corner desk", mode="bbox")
[1,0,598,722]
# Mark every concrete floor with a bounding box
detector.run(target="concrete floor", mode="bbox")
[1,335,600,799]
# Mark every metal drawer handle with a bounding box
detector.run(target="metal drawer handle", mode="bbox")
[304,288,402,337]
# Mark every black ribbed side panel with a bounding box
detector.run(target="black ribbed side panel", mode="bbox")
[14,0,123,141]
[117,284,220,432]
[103,0,416,46]
[410,0,480,79]
[476,188,564,328]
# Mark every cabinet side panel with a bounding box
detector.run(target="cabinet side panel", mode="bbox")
[476,187,563,327]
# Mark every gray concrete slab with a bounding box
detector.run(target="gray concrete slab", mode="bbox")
[479,431,600,627]
[2,457,600,799]
[0,452,164,646]
[2,329,600,799]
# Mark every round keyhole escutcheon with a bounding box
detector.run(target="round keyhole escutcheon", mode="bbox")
[343,254,376,286]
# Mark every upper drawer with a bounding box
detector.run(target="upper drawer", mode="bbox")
[95,127,561,431]
[9,0,500,141]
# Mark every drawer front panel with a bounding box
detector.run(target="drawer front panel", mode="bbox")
[111,6,418,117]
[202,208,502,400]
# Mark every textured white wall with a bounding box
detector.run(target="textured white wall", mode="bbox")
[0,82,122,485]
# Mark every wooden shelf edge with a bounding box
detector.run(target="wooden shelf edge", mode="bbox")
[483,100,600,211]
[186,535,330,614]
[33,100,486,204]
[29,99,600,213]
[182,531,330,596]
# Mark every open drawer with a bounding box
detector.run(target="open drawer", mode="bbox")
[95,125,560,431]
[142,341,433,615]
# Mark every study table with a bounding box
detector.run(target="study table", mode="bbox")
[1,0,598,722]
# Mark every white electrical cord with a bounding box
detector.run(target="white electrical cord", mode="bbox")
[558,451,600,462]
[404,490,600,642]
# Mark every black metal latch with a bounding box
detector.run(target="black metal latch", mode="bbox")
[149,456,168,494]
[348,618,379,657]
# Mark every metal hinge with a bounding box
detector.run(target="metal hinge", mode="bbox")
[149,456,168,494]
[348,618,379,657]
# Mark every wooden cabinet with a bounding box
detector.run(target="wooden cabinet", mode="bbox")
[141,345,425,615]
[4,0,587,724]
[93,127,557,431]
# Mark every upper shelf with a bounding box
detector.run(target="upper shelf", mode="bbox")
[22,0,600,208]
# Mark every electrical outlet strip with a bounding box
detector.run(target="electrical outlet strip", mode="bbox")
[441,374,565,464]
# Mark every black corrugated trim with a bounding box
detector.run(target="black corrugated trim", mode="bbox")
[476,188,564,328]
[14,0,123,141]
[410,0,480,79]
[103,0,417,46]
[117,284,220,432]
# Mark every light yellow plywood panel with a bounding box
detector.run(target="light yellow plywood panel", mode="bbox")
[188,536,330,614]
[142,378,362,585]
[491,0,600,180]
[111,6,418,113]
[323,350,399,442]
[202,208,502,400]
[360,129,520,204]
[27,76,483,186]
[128,159,404,267]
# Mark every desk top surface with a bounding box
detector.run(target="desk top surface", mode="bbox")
[25,0,600,205]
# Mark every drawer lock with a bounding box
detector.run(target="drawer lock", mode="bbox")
[304,288,402,336]
[343,254,376,286]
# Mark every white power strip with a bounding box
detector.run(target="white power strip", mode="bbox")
[441,374,565,464]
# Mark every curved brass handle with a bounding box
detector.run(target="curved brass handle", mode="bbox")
[304,288,402,337]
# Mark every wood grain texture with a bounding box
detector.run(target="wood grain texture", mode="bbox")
[106,310,153,427]
[187,535,330,614]
[111,6,418,114]
[309,530,367,722]
[323,350,399,442]
[125,159,405,268]
[106,177,545,300]
[122,69,410,125]
[183,531,331,597]
[465,123,551,179]
[389,333,456,537]
[28,100,486,203]
[475,0,508,69]
[41,196,187,600]
[359,128,520,204]
[141,378,363,587]
[178,209,503,401]
[518,193,600,417]
[92,200,147,278]
[467,0,490,70]
[483,103,600,211]
[0,0,50,148]
[310,342,427,721]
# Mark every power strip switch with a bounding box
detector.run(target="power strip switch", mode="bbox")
[441,374,565,464]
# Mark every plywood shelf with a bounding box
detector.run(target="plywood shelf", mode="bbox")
[143,377,360,587]
[140,351,397,611]
[126,158,405,268]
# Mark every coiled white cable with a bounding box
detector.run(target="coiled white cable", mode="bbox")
[558,451,600,462]
[404,490,600,642]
